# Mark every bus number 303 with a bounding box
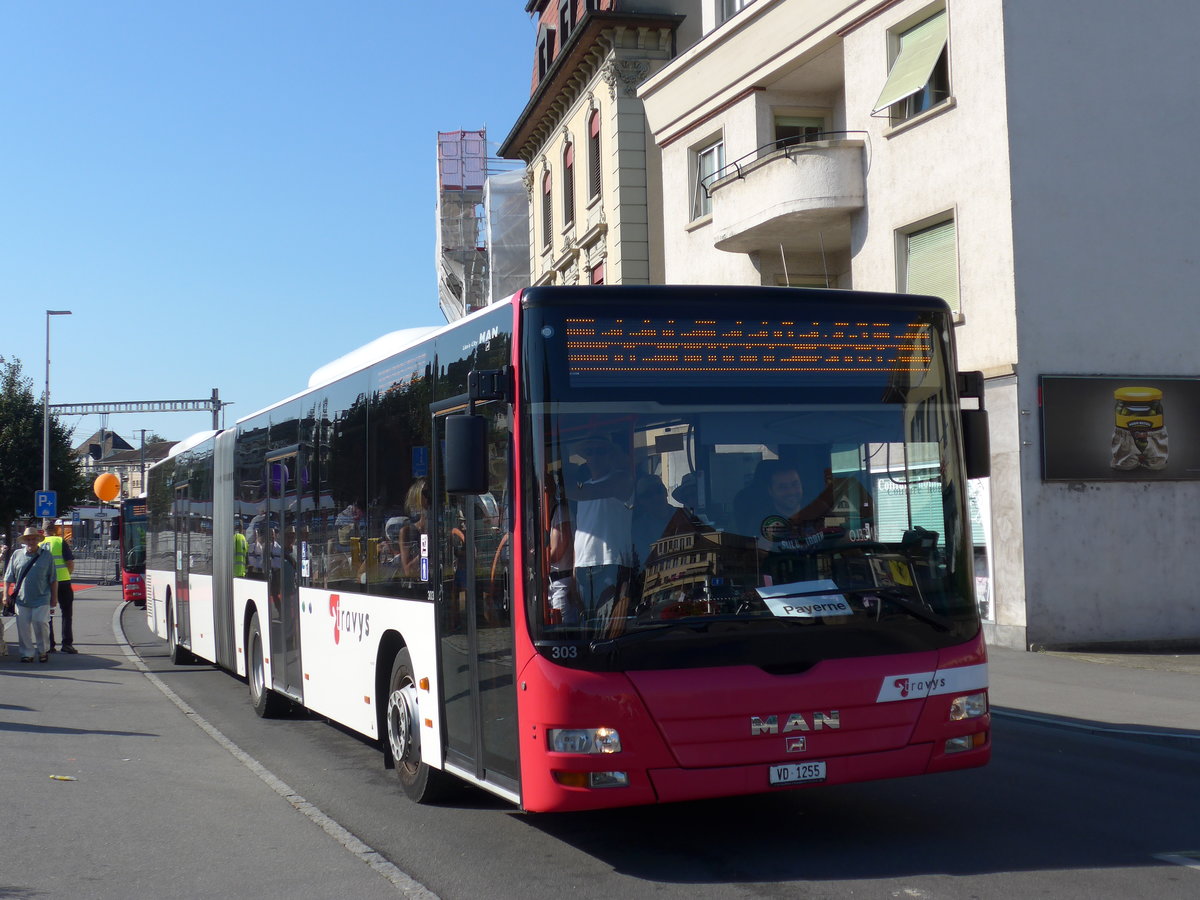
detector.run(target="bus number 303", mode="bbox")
[769,761,827,785]
[548,644,579,660]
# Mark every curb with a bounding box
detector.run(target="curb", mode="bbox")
[992,706,1200,753]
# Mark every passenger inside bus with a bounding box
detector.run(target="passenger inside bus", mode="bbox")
[568,432,635,623]
[399,478,430,579]
[544,474,580,625]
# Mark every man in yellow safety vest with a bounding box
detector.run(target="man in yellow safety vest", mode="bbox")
[233,520,248,578]
[41,522,77,654]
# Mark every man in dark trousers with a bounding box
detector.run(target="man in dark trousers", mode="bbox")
[41,522,77,653]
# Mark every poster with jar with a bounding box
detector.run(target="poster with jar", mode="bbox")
[1040,375,1200,481]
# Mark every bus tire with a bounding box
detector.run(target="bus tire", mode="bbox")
[247,611,286,718]
[387,649,453,803]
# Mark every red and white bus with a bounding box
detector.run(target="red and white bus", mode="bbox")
[145,285,991,812]
[114,498,148,605]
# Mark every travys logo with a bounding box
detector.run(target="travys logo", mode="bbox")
[891,674,946,698]
[328,594,371,645]
[876,664,988,703]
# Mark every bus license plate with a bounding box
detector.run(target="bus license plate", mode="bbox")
[769,761,827,785]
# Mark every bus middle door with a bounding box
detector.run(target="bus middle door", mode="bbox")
[172,483,192,649]
[266,449,306,701]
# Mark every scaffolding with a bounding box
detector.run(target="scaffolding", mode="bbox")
[436,130,528,321]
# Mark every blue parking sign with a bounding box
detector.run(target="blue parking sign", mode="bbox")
[35,490,57,519]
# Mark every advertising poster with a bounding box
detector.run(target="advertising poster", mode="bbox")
[1041,375,1200,481]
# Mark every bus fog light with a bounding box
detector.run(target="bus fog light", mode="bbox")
[548,727,622,754]
[945,732,987,754]
[588,771,629,788]
[949,692,988,721]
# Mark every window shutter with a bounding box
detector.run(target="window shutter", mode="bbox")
[905,219,958,313]
[542,171,553,247]
[588,111,601,198]
[563,144,575,226]
[872,11,948,114]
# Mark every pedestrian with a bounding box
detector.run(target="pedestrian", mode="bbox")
[3,526,58,663]
[41,521,77,653]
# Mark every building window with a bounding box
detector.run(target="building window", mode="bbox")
[691,138,724,221]
[718,0,756,25]
[588,110,602,199]
[542,171,553,249]
[591,262,605,285]
[774,114,824,149]
[537,27,557,81]
[872,9,950,123]
[901,217,958,314]
[562,141,576,227]
[559,0,575,39]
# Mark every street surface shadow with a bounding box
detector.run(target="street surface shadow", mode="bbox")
[514,718,1200,883]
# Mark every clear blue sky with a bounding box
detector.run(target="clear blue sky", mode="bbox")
[1,1,533,449]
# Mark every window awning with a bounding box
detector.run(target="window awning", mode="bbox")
[872,10,948,114]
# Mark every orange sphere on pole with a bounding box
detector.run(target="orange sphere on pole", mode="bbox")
[94,472,121,502]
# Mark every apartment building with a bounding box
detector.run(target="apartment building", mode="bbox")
[637,0,1200,649]
[499,1,702,286]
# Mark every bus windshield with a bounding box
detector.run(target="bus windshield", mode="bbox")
[122,499,148,575]
[522,298,978,671]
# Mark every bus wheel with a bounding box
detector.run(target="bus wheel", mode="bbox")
[387,649,452,803]
[247,611,286,718]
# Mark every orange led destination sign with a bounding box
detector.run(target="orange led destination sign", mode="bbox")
[564,317,933,378]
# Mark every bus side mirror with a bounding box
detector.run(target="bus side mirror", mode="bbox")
[444,414,489,494]
[961,409,990,480]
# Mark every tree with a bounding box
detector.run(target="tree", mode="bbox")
[0,355,89,545]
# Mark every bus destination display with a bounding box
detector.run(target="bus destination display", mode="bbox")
[564,317,934,386]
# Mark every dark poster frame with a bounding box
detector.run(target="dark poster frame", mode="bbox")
[1040,374,1200,481]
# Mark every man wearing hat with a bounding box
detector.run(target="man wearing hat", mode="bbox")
[3,526,58,662]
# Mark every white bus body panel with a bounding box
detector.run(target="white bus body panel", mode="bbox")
[146,567,171,639]
[184,573,218,663]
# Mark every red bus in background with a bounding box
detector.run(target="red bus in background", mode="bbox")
[116,498,148,605]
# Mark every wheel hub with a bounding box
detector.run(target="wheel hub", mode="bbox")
[388,683,420,765]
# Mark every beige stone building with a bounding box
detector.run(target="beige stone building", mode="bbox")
[499,1,702,286]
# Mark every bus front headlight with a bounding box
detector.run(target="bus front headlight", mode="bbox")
[548,727,622,754]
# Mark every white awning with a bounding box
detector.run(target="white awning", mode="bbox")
[872,11,948,114]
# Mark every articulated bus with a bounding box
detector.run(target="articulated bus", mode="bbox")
[145,285,992,813]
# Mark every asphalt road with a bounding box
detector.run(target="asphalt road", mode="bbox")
[122,603,1200,900]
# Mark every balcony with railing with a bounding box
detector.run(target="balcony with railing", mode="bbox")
[704,132,866,254]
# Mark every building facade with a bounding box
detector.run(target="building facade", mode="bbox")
[637,0,1200,649]
[500,1,702,286]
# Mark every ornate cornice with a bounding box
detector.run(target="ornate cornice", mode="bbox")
[600,58,650,101]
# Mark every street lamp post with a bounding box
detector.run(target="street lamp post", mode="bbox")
[43,309,73,528]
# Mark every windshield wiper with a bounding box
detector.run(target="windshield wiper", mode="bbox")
[842,586,953,632]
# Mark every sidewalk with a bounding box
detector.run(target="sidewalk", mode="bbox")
[986,642,1200,751]
[0,583,407,900]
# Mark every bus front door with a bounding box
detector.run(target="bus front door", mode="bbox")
[435,405,518,797]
